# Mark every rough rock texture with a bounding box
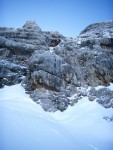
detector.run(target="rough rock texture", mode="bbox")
[29,88,69,112]
[0,21,64,88]
[88,87,113,108]
[0,20,113,111]
[28,51,73,91]
[103,115,113,122]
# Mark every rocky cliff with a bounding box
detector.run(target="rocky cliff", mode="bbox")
[0,20,113,111]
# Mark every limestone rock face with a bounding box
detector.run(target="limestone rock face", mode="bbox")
[44,31,64,47]
[0,20,113,111]
[28,51,73,91]
[0,21,46,88]
[22,21,42,32]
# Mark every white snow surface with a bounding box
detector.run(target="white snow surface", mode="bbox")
[0,84,113,150]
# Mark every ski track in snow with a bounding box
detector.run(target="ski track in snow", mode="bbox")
[0,84,113,150]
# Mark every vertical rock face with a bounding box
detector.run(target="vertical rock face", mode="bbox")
[28,51,73,91]
[0,21,46,88]
[0,20,113,111]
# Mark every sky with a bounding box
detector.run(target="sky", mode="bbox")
[0,0,113,37]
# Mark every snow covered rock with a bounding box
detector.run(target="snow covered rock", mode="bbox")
[0,21,47,87]
[0,59,27,87]
[0,20,113,111]
[22,20,42,32]
[44,31,64,47]
[30,88,69,112]
[26,51,73,91]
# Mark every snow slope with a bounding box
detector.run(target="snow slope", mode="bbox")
[0,84,113,150]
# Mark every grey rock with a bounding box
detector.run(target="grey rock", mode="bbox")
[88,87,97,96]
[88,95,96,101]
[100,38,113,47]
[0,20,113,112]
[80,21,113,38]
[77,87,87,97]
[103,116,113,122]
[57,100,68,111]
[27,51,73,91]
[96,88,113,108]
[31,70,63,91]
[0,20,47,87]
[0,36,36,55]
[22,20,42,32]
[96,88,112,98]
[69,97,78,106]
[44,31,64,47]
[30,88,69,112]
[0,59,27,86]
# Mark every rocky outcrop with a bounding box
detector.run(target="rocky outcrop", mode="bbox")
[0,20,113,111]
[103,115,113,122]
[44,31,64,47]
[30,88,69,112]
[0,21,64,88]
[28,51,73,91]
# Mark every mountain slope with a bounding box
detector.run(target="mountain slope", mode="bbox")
[0,20,113,111]
[0,84,113,150]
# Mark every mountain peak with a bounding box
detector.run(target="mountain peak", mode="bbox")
[22,20,42,31]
